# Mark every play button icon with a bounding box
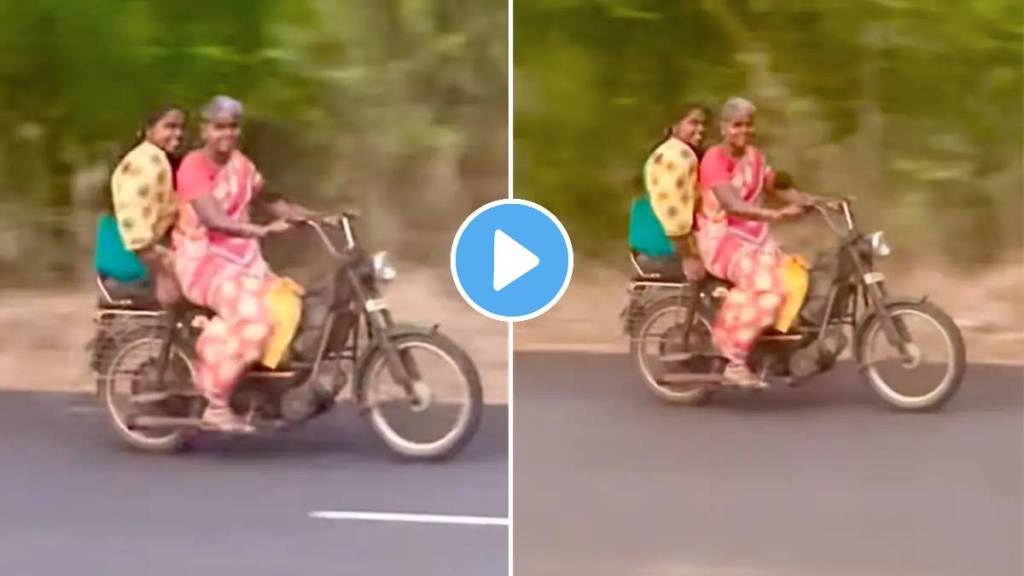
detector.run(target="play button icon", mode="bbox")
[492,229,539,291]
[451,199,573,322]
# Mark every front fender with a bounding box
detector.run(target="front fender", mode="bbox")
[383,322,441,339]
[854,295,928,362]
[352,323,440,404]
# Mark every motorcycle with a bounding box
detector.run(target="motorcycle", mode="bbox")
[91,213,484,459]
[623,198,966,410]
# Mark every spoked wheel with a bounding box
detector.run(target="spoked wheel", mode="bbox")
[361,332,483,460]
[630,297,720,405]
[100,336,201,452]
[858,302,966,411]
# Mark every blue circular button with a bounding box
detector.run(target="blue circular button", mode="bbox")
[451,199,573,322]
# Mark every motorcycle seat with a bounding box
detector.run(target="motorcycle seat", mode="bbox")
[96,275,216,319]
[97,275,161,310]
[629,251,733,286]
[630,251,684,282]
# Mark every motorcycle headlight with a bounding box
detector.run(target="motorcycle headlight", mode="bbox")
[867,231,892,258]
[371,251,397,283]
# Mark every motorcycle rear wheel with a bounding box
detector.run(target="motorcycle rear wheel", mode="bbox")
[630,296,717,405]
[100,335,200,453]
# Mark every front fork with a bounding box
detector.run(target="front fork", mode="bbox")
[377,310,423,395]
[349,270,420,399]
[859,272,914,358]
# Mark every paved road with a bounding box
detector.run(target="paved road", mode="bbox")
[514,352,1023,576]
[0,392,507,576]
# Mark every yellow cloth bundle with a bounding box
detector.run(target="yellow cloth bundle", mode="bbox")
[774,255,810,333]
[260,277,306,369]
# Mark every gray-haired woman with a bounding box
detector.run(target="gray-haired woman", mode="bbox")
[694,97,815,388]
[172,95,314,432]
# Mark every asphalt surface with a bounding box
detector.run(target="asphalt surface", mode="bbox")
[514,352,1023,576]
[0,392,507,576]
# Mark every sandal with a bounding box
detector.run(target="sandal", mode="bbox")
[200,403,255,434]
[723,362,768,390]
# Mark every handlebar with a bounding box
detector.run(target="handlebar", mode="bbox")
[803,193,855,210]
[805,196,856,235]
[291,213,356,257]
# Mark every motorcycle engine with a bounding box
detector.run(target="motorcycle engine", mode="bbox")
[281,362,347,422]
[787,327,849,378]
[231,385,282,419]
[819,327,849,366]
[788,345,822,379]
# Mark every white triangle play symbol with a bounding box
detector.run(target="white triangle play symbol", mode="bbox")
[493,229,540,291]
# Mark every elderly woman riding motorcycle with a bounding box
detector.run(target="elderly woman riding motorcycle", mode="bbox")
[691,97,823,388]
[171,95,318,432]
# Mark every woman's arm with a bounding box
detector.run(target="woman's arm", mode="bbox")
[768,170,814,206]
[673,235,706,281]
[133,244,181,305]
[701,148,786,222]
[249,169,314,222]
[261,194,316,222]
[712,184,784,222]
[177,154,272,238]
[135,244,172,270]
[191,194,267,238]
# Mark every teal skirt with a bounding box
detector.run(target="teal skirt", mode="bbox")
[94,213,149,283]
[628,196,676,258]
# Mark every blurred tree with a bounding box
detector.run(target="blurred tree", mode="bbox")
[515,0,1022,266]
[0,0,507,284]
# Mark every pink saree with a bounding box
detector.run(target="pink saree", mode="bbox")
[695,145,786,362]
[695,145,778,278]
[173,150,270,303]
[173,150,276,402]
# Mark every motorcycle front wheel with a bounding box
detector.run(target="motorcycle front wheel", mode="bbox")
[360,331,483,460]
[857,301,966,411]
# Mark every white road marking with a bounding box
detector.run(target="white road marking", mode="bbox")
[309,510,509,527]
[65,404,102,416]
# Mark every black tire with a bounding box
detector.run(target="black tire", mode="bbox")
[92,321,162,392]
[630,296,716,405]
[99,335,200,453]
[856,301,966,412]
[360,332,483,461]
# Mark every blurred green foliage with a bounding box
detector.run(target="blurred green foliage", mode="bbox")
[0,0,506,284]
[515,0,1022,266]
